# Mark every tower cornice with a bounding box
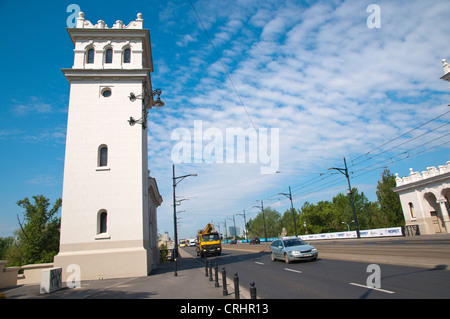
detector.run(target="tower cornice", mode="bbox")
[61,68,151,83]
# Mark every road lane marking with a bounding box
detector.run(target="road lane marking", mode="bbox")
[254,262,264,265]
[284,268,302,274]
[349,282,395,294]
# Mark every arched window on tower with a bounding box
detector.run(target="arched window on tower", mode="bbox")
[98,211,107,234]
[87,48,94,64]
[105,48,113,64]
[123,48,131,63]
[408,202,415,218]
[99,145,108,167]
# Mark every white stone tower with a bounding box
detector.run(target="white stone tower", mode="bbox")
[54,12,163,281]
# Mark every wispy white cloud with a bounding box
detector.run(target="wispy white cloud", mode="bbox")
[10,96,67,117]
[25,174,59,186]
[149,0,450,238]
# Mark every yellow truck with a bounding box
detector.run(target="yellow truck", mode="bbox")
[196,223,222,258]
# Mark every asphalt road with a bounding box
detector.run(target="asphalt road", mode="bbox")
[182,243,450,299]
[221,235,450,269]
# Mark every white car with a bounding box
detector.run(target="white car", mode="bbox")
[270,238,318,263]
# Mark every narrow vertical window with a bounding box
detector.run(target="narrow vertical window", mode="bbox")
[124,48,131,63]
[99,211,107,234]
[408,202,415,218]
[87,48,94,64]
[99,146,108,167]
[105,48,113,63]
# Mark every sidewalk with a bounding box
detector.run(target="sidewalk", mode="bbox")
[0,249,247,299]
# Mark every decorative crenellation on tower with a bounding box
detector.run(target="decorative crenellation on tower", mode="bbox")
[70,12,152,72]
[395,162,450,187]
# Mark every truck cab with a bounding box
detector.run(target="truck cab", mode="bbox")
[196,225,222,257]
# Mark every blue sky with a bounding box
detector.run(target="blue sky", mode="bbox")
[0,0,449,240]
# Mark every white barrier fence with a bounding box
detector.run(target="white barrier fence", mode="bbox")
[297,227,403,241]
[229,227,405,243]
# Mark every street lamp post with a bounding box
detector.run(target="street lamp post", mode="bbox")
[223,219,228,240]
[232,215,237,240]
[328,157,360,239]
[253,200,267,242]
[127,88,165,128]
[278,186,298,237]
[341,220,354,231]
[236,210,247,241]
[172,164,197,276]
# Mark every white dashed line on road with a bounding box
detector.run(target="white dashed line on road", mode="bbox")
[349,282,395,294]
[284,268,302,274]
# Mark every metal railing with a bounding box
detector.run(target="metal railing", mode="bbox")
[402,225,420,236]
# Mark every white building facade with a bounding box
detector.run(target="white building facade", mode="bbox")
[393,162,450,235]
[54,12,163,281]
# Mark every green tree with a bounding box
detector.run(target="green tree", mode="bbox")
[13,195,62,265]
[330,193,354,231]
[299,201,335,234]
[0,236,14,260]
[247,208,281,239]
[279,208,301,236]
[334,188,385,230]
[376,169,405,227]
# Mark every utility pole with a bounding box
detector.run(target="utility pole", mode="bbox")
[172,165,177,276]
[224,219,228,240]
[261,201,267,242]
[278,186,298,237]
[172,164,197,276]
[232,214,237,240]
[253,200,267,242]
[328,158,360,239]
[237,209,247,241]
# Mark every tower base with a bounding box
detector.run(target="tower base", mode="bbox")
[54,246,152,282]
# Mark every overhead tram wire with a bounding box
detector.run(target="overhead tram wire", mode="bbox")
[352,131,450,174]
[259,109,450,205]
[351,136,450,179]
[349,121,449,168]
[349,109,450,166]
[188,0,270,157]
[267,118,450,211]
[290,133,450,205]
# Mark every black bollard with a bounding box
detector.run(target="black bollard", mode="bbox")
[209,261,213,281]
[214,264,219,287]
[174,248,177,277]
[174,257,177,277]
[222,267,228,296]
[205,259,209,277]
[250,282,257,299]
[234,273,240,299]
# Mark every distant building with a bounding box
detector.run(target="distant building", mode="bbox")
[393,162,450,234]
[229,226,241,237]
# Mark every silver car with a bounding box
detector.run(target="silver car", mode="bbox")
[270,238,318,263]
